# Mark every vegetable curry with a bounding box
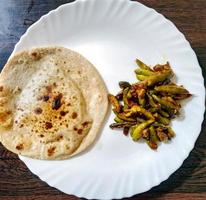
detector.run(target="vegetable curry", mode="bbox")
[108,59,192,149]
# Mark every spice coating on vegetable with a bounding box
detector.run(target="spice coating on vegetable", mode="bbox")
[108,59,192,149]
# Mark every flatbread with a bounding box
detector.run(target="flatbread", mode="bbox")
[0,47,108,159]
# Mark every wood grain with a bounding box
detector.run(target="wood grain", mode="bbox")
[2,193,206,200]
[0,0,206,199]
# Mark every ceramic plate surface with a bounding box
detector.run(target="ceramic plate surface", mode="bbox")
[12,0,205,199]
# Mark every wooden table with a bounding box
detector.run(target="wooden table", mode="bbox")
[0,0,205,199]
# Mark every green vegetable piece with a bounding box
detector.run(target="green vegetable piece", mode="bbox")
[138,97,146,106]
[132,120,154,141]
[135,68,155,76]
[148,90,157,95]
[163,96,179,105]
[154,113,170,125]
[136,74,147,81]
[147,94,158,108]
[152,94,178,110]
[135,59,152,70]
[149,107,159,113]
[159,115,170,125]
[137,89,146,106]
[119,81,131,89]
[146,70,173,86]
[127,90,132,98]
[158,109,170,118]
[130,126,136,137]
[114,116,124,123]
[130,105,155,120]
[123,87,130,109]
[167,127,175,139]
[108,94,121,112]
[110,123,125,129]
[131,125,142,140]
[154,85,190,94]
[115,112,136,122]
[153,122,168,128]
[173,93,192,100]
[149,126,158,143]
[109,122,136,129]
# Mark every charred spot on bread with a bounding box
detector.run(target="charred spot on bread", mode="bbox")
[52,93,63,110]
[82,121,90,127]
[45,122,53,129]
[30,51,41,60]
[16,143,24,150]
[60,110,68,116]
[56,135,63,141]
[77,129,83,134]
[45,85,52,93]
[47,146,56,156]
[39,134,44,138]
[71,112,77,119]
[38,95,50,102]
[34,107,43,114]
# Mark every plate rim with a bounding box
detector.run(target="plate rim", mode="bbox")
[12,0,206,199]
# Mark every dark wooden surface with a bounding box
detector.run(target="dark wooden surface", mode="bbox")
[0,0,206,199]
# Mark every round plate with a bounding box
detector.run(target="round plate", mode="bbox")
[12,0,205,199]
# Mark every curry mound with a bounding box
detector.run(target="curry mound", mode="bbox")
[0,47,108,160]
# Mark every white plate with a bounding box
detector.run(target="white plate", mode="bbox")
[12,0,205,199]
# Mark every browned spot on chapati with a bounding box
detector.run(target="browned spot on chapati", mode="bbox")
[47,146,56,156]
[38,95,50,102]
[6,110,12,115]
[82,121,90,127]
[34,107,42,114]
[77,129,83,134]
[56,135,63,141]
[71,112,77,119]
[52,93,63,110]
[45,85,52,93]
[16,143,24,150]
[31,51,41,60]
[45,122,53,129]
[60,110,68,116]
